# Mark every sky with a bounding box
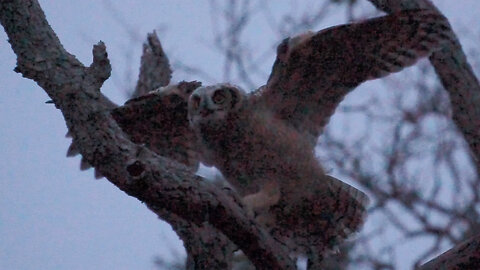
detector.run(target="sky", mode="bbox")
[1,1,480,269]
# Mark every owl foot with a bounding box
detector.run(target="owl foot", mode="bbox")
[241,181,280,215]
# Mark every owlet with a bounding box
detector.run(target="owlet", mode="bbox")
[188,8,453,265]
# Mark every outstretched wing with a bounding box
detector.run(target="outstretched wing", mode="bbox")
[254,9,453,143]
[311,175,369,253]
[269,175,369,257]
[67,81,201,178]
[112,81,201,170]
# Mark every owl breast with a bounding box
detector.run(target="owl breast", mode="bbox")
[196,106,322,198]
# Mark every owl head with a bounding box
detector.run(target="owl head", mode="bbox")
[188,83,246,127]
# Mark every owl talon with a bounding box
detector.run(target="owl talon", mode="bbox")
[241,182,280,214]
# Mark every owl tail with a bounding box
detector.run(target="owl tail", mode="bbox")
[327,175,370,210]
[324,175,369,242]
[268,174,369,261]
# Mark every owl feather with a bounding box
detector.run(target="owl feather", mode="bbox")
[66,81,201,178]
[188,8,453,265]
[66,8,454,267]
[254,8,454,144]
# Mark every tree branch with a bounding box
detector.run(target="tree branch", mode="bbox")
[0,0,295,268]
[420,233,480,269]
[133,31,172,98]
[155,210,236,269]
[369,0,480,175]
[366,0,480,267]
[122,33,236,268]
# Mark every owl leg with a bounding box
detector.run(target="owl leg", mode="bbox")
[307,256,323,270]
[241,181,280,214]
[306,247,326,270]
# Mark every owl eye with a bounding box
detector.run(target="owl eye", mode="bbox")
[212,90,227,105]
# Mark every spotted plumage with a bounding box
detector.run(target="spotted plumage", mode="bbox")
[187,9,453,264]
[67,8,453,266]
[188,84,369,263]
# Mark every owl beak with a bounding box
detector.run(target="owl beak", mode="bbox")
[200,107,213,117]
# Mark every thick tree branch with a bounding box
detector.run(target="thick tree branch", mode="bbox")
[369,0,480,174]
[366,0,480,266]
[156,211,236,270]
[0,0,295,268]
[420,233,480,269]
[130,31,237,268]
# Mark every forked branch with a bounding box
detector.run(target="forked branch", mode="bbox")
[0,0,294,269]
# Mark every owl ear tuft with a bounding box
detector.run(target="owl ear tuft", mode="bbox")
[275,38,290,63]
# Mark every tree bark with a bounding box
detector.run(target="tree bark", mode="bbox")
[133,32,236,269]
[420,233,480,270]
[369,0,480,267]
[369,0,480,175]
[0,0,294,269]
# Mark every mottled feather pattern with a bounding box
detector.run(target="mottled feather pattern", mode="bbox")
[66,81,201,177]
[112,81,201,170]
[257,9,454,143]
[264,175,369,255]
[64,8,455,265]
[187,9,453,263]
[188,84,370,263]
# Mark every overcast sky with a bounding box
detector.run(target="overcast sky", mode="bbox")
[1,1,480,269]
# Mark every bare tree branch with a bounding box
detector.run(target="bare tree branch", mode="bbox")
[369,0,480,175]
[155,211,236,270]
[4,0,479,268]
[420,233,480,269]
[133,31,172,98]
[0,0,295,268]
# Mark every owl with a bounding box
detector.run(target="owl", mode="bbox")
[188,83,370,263]
[67,8,453,266]
[188,8,453,265]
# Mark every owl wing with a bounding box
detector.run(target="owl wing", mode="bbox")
[324,175,369,237]
[112,81,201,170]
[67,81,201,177]
[270,175,369,256]
[253,9,453,143]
